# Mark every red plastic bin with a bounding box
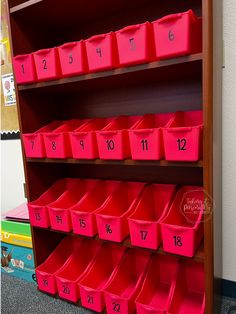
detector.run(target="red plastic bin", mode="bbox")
[69,118,111,159]
[55,239,102,303]
[13,53,37,84]
[48,179,98,232]
[152,10,202,60]
[79,243,126,312]
[160,186,204,257]
[36,236,82,295]
[128,184,176,250]
[43,119,87,159]
[27,178,78,228]
[95,182,145,242]
[135,254,179,314]
[167,261,205,314]
[58,41,88,77]
[33,48,61,81]
[163,110,203,161]
[70,180,121,237]
[96,115,142,160]
[116,22,154,67]
[104,249,151,314]
[129,113,175,160]
[85,32,119,72]
[22,121,63,158]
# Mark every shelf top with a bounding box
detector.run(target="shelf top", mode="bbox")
[26,158,203,168]
[18,53,202,91]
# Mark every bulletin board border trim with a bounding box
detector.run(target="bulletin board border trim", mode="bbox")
[1,131,20,140]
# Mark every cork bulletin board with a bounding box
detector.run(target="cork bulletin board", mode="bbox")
[1,0,19,138]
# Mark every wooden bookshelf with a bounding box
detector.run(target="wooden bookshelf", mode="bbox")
[7,0,222,312]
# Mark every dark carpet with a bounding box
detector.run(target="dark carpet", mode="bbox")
[1,273,236,313]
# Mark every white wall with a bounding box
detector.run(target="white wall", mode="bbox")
[1,139,26,214]
[222,0,236,282]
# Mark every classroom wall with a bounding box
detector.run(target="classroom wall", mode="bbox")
[222,0,236,282]
[1,140,26,214]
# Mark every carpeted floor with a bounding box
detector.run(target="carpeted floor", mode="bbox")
[1,273,236,313]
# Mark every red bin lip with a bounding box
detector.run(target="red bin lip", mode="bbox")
[166,260,205,313]
[36,236,82,294]
[86,31,113,43]
[58,40,84,49]
[153,10,198,25]
[135,254,180,313]
[161,186,204,229]
[97,115,143,134]
[78,243,127,312]
[28,178,78,227]
[117,21,150,34]
[162,110,203,132]
[95,181,145,218]
[43,119,88,136]
[70,118,112,135]
[128,184,177,223]
[55,239,102,302]
[70,180,122,214]
[47,179,98,210]
[104,248,151,301]
[34,47,57,55]
[13,53,34,60]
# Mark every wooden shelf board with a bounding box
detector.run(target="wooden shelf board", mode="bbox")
[10,0,43,13]
[18,53,202,91]
[26,158,203,168]
[33,226,205,262]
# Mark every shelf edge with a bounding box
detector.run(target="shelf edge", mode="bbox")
[18,53,203,91]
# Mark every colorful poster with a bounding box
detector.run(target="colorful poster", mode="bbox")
[1,73,16,106]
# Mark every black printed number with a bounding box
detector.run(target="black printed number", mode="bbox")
[112,302,121,312]
[105,224,112,234]
[140,230,148,240]
[42,59,47,70]
[168,30,175,41]
[129,38,136,51]
[174,236,182,247]
[79,219,86,229]
[80,140,85,150]
[177,138,187,151]
[141,139,148,151]
[106,140,114,151]
[62,285,70,295]
[52,141,56,151]
[35,212,41,221]
[69,54,73,64]
[21,64,25,73]
[31,140,35,150]
[96,48,102,57]
[87,295,94,304]
[43,279,48,287]
[56,216,62,224]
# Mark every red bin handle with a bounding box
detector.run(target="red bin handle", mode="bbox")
[88,33,111,42]
[60,42,78,49]
[158,13,183,23]
[119,24,141,33]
